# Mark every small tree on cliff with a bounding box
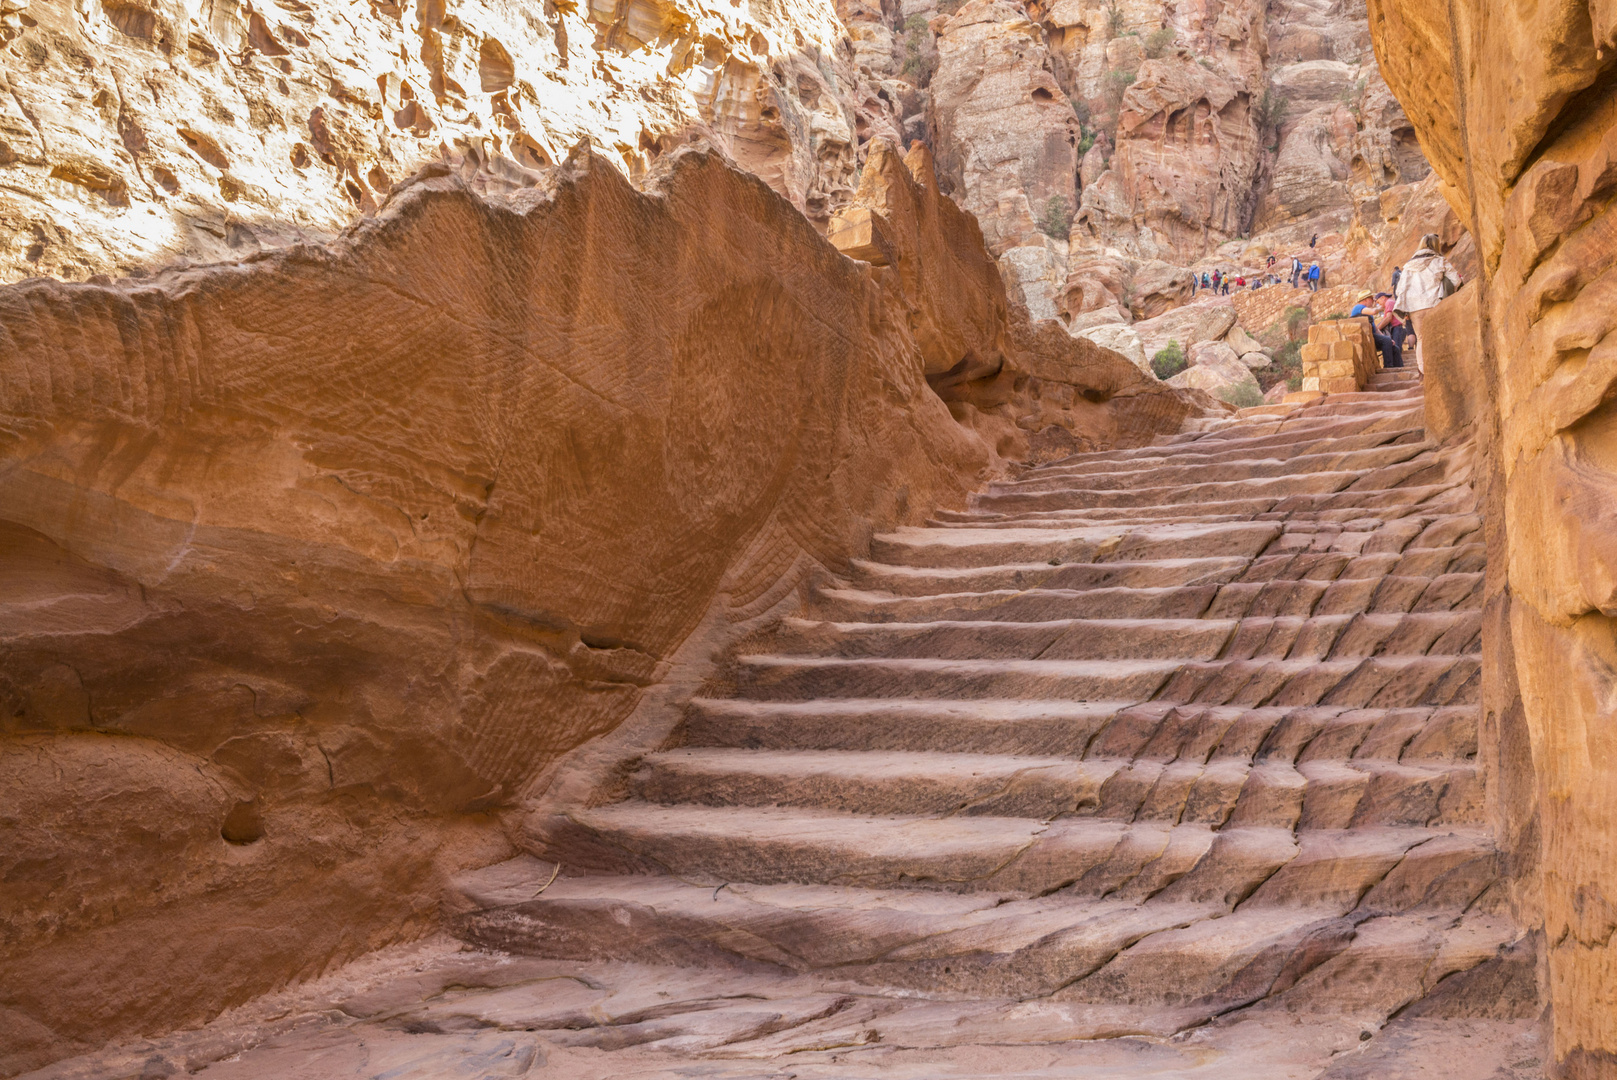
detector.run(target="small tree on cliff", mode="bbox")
[1105,0,1125,36]
[901,15,937,83]
[1039,195,1073,239]
[1254,87,1290,152]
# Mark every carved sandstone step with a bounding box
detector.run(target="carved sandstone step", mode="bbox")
[842,545,1483,596]
[451,858,1510,1002]
[1024,428,1427,476]
[931,486,1475,526]
[630,748,1481,826]
[681,700,1477,763]
[867,521,1283,569]
[535,802,1498,902]
[991,443,1436,493]
[811,572,1483,624]
[759,612,1479,662]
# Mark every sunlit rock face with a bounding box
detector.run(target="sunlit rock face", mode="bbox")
[0,0,919,281]
[1367,0,1617,1074]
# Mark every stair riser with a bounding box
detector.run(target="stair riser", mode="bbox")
[632,756,1483,826]
[762,610,1479,662]
[734,659,1179,702]
[847,557,1250,597]
[997,445,1434,492]
[683,702,1479,763]
[971,474,1356,513]
[762,619,1237,662]
[868,523,1282,570]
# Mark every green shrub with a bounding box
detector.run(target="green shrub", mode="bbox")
[1151,340,1187,380]
[1144,27,1176,58]
[1283,304,1309,339]
[1219,382,1266,409]
[1038,194,1073,239]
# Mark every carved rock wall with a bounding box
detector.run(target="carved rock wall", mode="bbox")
[1367,1,1617,1074]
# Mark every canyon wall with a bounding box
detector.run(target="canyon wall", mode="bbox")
[0,137,1196,1074]
[1367,1,1617,1075]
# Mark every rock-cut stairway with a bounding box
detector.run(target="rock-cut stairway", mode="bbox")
[453,369,1519,1039]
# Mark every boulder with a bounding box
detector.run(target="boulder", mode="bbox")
[1224,324,1271,358]
[1240,351,1273,370]
[1074,324,1152,377]
[1189,340,1243,369]
[1133,300,1239,360]
[1167,351,1263,404]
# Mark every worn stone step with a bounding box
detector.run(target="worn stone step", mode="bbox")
[845,555,1250,596]
[842,545,1484,602]
[451,859,1510,1002]
[763,616,1238,661]
[682,700,1478,764]
[811,570,1481,625]
[867,521,1282,569]
[733,655,1181,701]
[995,443,1435,492]
[941,483,1467,526]
[682,697,1131,755]
[970,471,1361,513]
[760,611,1478,665]
[1020,428,1426,477]
[631,748,1481,826]
[525,803,1500,906]
[1153,654,1480,709]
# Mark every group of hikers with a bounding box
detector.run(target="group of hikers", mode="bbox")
[1191,253,1323,296]
[1349,233,1462,371]
[1182,233,1461,374]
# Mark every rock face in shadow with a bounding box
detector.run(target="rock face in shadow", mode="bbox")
[0,141,1198,1075]
[1366,0,1617,1072]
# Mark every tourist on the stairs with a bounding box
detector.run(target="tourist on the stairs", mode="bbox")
[1352,289,1403,369]
[1290,255,1302,287]
[1201,271,1211,294]
[1380,292,1410,351]
[1307,261,1322,291]
[1393,233,1462,371]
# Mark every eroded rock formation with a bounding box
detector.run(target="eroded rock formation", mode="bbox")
[1367,0,1617,1074]
[0,0,919,280]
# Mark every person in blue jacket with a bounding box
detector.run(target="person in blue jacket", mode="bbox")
[1351,289,1403,369]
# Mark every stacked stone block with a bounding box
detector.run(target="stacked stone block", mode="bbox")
[1288,318,1377,402]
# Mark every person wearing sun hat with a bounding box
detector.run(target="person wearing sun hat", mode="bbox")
[1352,288,1403,369]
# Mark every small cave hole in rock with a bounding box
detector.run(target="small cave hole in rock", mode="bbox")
[221,799,265,845]
[1031,87,1054,102]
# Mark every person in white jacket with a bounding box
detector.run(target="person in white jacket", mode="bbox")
[1393,234,1461,371]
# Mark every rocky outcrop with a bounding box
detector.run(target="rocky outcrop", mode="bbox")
[0,138,1199,1075]
[927,0,1083,255]
[913,0,1452,377]
[0,0,917,281]
[1366,0,1617,1073]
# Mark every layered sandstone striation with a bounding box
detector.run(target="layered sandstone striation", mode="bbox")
[0,138,1196,1074]
[1367,0,1617,1074]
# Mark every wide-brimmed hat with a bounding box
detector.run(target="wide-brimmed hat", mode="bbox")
[1356,289,1374,302]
